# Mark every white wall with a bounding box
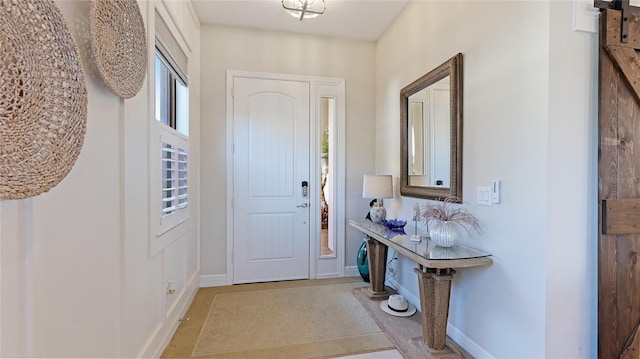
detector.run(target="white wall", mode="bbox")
[199,26,376,281]
[546,1,598,357]
[0,1,201,357]
[376,1,596,358]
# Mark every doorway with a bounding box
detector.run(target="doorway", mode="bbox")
[226,71,346,284]
[231,77,311,284]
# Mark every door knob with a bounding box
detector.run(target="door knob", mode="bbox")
[297,203,309,208]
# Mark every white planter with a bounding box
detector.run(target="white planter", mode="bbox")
[429,220,461,248]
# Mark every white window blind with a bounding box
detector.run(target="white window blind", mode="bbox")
[162,142,177,215]
[161,141,188,217]
[177,148,188,209]
[155,11,188,85]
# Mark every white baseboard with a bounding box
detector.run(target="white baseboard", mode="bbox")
[446,323,496,359]
[199,274,228,287]
[140,271,200,358]
[344,265,360,278]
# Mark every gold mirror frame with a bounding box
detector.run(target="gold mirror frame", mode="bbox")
[400,53,463,202]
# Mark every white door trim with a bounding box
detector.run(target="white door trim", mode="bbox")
[225,70,345,284]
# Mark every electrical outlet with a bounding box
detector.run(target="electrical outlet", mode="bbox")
[167,280,176,295]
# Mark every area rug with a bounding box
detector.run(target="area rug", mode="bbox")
[191,280,394,358]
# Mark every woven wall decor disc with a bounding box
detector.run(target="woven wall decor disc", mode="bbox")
[89,0,147,99]
[0,0,88,201]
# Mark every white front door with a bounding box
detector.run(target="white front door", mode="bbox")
[232,77,310,284]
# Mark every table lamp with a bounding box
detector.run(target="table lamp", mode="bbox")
[362,175,393,223]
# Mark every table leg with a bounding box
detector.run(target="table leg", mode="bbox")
[365,236,389,298]
[414,267,455,351]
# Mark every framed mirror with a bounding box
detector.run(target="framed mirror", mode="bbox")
[400,53,463,202]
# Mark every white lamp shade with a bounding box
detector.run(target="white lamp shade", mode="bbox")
[362,175,393,199]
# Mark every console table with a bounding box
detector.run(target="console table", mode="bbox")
[349,219,492,351]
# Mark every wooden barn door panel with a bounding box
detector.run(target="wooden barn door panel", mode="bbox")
[599,9,640,359]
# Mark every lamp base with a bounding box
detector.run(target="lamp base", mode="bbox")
[369,206,386,223]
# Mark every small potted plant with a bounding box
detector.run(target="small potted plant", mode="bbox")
[420,197,481,247]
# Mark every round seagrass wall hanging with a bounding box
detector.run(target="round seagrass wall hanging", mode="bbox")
[89,0,147,99]
[0,0,88,201]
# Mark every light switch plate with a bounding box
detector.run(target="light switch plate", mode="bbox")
[477,186,492,206]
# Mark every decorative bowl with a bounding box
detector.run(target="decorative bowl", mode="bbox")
[382,219,407,232]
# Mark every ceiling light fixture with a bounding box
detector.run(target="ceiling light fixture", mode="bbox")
[282,0,325,21]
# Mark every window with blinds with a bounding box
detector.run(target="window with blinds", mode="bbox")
[161,142,188,216]
[155,11,189,231]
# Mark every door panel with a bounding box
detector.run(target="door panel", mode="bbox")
[599,9,640,358]
[233,77,310,284]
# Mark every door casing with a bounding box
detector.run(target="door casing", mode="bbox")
[225,70,346,284]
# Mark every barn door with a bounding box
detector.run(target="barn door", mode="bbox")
[598,6,640,358]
